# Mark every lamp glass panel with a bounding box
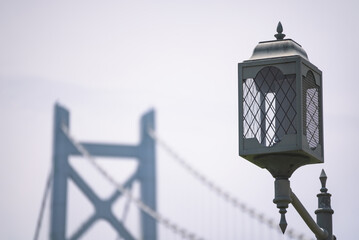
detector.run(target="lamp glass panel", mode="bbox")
[303,71,320,149]
[243,66,297,147]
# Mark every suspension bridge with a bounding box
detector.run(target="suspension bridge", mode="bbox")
[33,104,315,240]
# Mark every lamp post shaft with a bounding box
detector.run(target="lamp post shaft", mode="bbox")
[276,169,335,239]
[290,190,328,239]
[315,170,334,240]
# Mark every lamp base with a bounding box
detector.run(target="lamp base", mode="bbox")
[253,153,310,178]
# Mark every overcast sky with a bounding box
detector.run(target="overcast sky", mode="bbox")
[1,0,359,239]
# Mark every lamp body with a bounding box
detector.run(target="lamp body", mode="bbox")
[238,51,323,178]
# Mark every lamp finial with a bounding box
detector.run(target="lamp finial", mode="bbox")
[275,21,286,40]
[279,208,288,233]
[320,169,328,193]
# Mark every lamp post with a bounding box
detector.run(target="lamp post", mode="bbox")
[238,22,335,239]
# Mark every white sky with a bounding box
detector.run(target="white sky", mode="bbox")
[1,0,359,239]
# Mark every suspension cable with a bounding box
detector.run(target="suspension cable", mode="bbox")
[33,168,53,240]
[61,125,204,240]
[122,185,133,222]
[148,128,315,240]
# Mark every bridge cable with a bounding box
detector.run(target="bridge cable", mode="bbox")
[61,125,205,240]
[148,128,315,240]
[33,168,53,240]
[116,185,133,240]
[121,184,132,222]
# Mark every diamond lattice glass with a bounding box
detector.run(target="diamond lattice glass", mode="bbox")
[243,66,297,147]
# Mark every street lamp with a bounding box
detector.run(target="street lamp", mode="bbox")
[238,22,334,239]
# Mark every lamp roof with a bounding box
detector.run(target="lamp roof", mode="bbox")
[248,22,309,61]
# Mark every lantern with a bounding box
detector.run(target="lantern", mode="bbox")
[238,22,323,179]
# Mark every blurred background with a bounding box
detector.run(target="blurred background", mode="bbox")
[1,0,358,239]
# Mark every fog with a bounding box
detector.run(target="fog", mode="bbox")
[1,1,358,239]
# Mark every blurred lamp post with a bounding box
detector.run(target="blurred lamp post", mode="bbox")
[238,22,335,239]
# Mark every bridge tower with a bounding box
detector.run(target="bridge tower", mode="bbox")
[50,104,157,240]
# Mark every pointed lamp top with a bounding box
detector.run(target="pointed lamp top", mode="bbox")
[320,169,328,193]
[275,21,286,40]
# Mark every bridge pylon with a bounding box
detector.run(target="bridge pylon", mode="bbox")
[50,103,157,240]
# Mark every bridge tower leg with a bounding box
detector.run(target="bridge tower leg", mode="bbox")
[139,111,157,240]
[50,104,157,240]
[50,105,68,240]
